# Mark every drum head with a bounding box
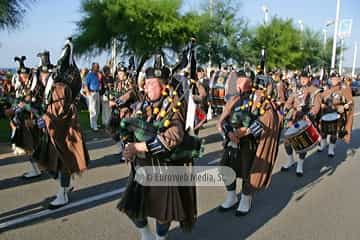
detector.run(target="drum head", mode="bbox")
[284,120,308,137]
[321,112,340,122]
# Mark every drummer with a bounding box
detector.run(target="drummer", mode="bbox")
[281,70,322,177]
[318,71,353,157]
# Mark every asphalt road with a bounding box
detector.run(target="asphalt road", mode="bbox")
[0,97,360,240]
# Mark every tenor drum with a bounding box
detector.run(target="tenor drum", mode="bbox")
[320,112,340,136]
[210,87,226,106]
[284,120,321,153]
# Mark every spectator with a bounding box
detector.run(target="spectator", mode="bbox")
[84,63,101,131]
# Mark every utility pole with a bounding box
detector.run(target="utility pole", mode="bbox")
[111,38,117,75]
[262,5,269,25]
[208,0,213,74]
[298,20,304,50]
[331,0,341,70]
[339,37,344,75]
[352,42,358,77]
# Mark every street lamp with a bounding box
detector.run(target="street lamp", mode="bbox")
[298,20,304,50]
[208,0,214,70]
[298,20,304,32]
[331,0,341,70]
[352,42,358,77]
[262,5,269,25]
[322,29,327,49]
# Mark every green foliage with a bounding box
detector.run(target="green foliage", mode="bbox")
[0,0,35,30]
[196,0,250,67]
[250,17,302,70]
[73,0,339,71]
[73,0,203,65]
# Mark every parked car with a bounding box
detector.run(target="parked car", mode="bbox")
[351,80,360,96]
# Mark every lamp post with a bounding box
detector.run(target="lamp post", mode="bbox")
[339,37,344,75]
[331,0,341,70]
[111,38,117,75]
[262,5,269,25]
[323,29,328,49]
[298,20,304,50]
[208,0,214,72]
[352,42,358,77]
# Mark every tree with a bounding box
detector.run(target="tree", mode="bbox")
[0,0,35,30]
[250,17,303,70]
[196,0,250,67]
[249,17,341,72]
[73,0,203,69]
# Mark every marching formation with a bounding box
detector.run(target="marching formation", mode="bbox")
[0,38,355,240]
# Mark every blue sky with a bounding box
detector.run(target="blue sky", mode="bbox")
[0,0,359,69]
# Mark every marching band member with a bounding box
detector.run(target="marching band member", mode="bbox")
[10,57,42,178]
[118,65,198,240]
[281,70,322,176]
[318,71,353,157]
[192,67,208,135]
[217,69,281,216]
[100,65,114,128]
[275,72,289,110]
[22,51,55,179]
[109,63,138,156]
[34,40,90,209]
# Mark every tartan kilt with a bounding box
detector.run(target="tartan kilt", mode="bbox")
[220,136,257,179]
[118,160,197,231]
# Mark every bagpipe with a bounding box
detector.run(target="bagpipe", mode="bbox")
[108,57,140,135]
[8,81,44,128]
[221,49,276,146]
[119,38,204,163]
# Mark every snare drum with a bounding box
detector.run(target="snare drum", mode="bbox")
[284,120,321,153]
[320,112,340,136]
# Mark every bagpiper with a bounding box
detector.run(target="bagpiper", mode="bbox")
[217,69,281,216]
[34,39,90,209]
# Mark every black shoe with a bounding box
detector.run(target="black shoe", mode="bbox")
[218,201,238,212]
[296,172,303,177]
[281,166,290,172]
[328,154,335,158]
[235,209,251,217]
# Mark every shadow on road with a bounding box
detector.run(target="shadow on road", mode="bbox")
[0,153,125,191]
[0,177,129,233]
[168,129,360,240]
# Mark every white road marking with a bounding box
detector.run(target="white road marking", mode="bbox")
[0,187,126,230]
